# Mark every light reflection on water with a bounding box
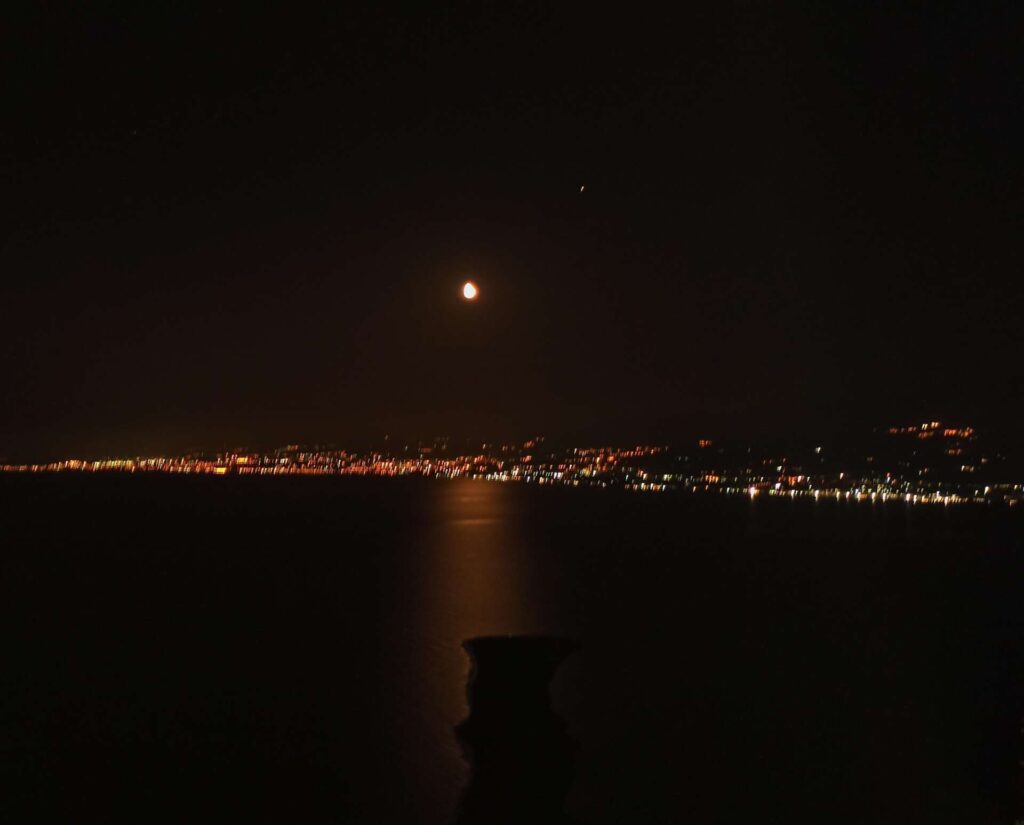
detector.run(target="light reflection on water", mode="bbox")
[3,473,1017,824]
[368,479,1016,825]
[380,479,551,822]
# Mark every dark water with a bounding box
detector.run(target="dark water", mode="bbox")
[2,474,1022,823]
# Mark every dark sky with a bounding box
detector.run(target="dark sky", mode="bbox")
[3,3,1022,459]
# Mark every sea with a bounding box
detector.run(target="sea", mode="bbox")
[2,473,1021,824]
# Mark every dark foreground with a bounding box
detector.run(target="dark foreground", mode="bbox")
[2,474,1021,823]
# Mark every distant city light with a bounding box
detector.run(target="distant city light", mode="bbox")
[0,420,1016,506]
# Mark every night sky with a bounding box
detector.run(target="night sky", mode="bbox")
[4,3,1022,460]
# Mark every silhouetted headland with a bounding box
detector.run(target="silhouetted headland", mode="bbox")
[455,635,579,824]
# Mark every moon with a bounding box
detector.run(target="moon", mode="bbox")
[462,281,479,301]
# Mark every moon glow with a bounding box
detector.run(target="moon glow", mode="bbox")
[462,281,479,300]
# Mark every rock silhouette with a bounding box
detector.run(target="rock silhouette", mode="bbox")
[455,636,579,824]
